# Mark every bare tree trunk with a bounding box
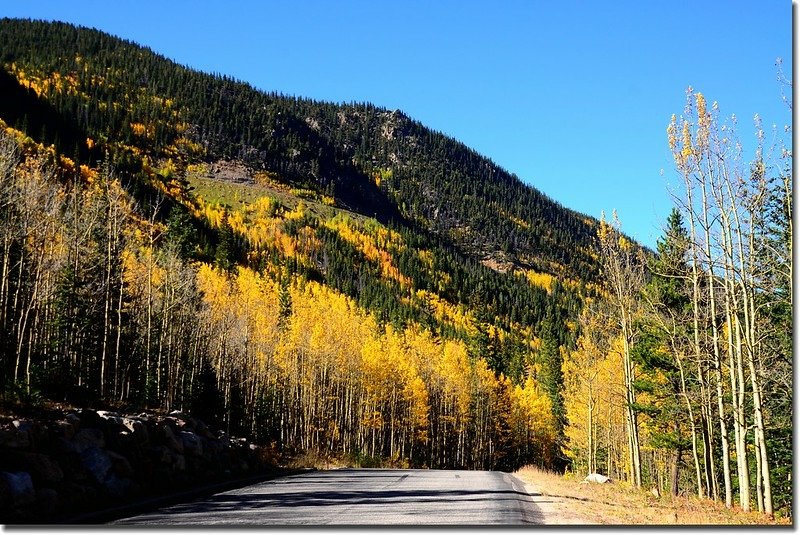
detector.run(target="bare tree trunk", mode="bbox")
[750,362,773,516]
[682,179,714,502]
[678,356,704,499]
[720,174,752,512]
[671,421,681,497]
[668,92,783,515]
[744,172,774,517]
[114,276,124,400]
[621,316,642,488]
[698,178,731,506]
[784,175,792,309]
[100,184,114,398]
[587,385,595,474]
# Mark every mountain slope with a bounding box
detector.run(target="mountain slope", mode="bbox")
[0,18,600,281]
[0,18,608,469]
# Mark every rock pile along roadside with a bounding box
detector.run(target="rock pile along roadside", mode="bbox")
[0,408,278,524]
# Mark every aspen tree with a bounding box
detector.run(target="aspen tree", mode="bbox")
[13,156,63,390]
[668,99,731,505]
[668,88,787,515]
[597,211,644,487]
[97,175,130,399]
[0,134,20,349]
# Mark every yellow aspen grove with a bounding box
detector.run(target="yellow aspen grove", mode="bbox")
[0,124,565,476]
[95,176,131,400]
[470,359,500,468]
[232,267,281,434]
[12,157,64,390]
[563,302,611,474]
[511,377,555,468]
[696,93,733,507]
[436,340,472,467]
[564,323,628,480]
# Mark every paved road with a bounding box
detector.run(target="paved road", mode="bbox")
[113,468,545,525]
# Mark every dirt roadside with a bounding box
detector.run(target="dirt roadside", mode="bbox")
[514,466,787,526]
[515,476,594,525]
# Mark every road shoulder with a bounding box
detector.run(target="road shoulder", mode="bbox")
[512,473,596,525]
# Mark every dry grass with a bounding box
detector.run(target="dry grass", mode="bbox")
[283,449,412,471]
[284,449,350,470]
[515,466,789,526]
[186,174,351,221]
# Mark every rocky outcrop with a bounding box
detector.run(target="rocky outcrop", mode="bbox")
[0,408,275,524]
[582,473,613,484]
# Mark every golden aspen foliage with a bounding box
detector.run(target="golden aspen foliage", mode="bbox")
[511,377,555,449]
[437,340,473,418]
[525,270,555,293]
[564,330,627,477]
[414,289,477,337]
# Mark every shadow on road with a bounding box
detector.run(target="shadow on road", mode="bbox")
[166,488,536,513]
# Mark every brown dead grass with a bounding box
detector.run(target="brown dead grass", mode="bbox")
[515,466,790,526]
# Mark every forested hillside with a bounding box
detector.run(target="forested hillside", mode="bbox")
[0,18,599,279]
[0,18,598,471]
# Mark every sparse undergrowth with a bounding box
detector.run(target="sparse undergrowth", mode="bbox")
[284,448,412,471]
[515,466,790,526]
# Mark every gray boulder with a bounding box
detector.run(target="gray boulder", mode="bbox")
[97,410,122,423]
[65,413,81,433]
[79,447,112,484]
[194,420,215,439]
[123,417,149,445]
[76,409,103,429]
[12,419,34,435]
[180,430,203,457]
[97,411,126,433]
[71,428,105,453]
[0,475,12,509]
[53,436,80,455]
[582,473,612,484]
[160,424,184,454]
[149,445,172,466]
[1,471,35,506]
[111,429,135,454]
[102,473,136,499]
[60,482,97,507]
[20,452,64,484]
[35,487,60,515]
[51,419,76,440]
[173,453,186,472]
[0,422,31,449]
[107,450,134,478]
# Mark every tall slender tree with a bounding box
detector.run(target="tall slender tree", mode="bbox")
[597,210,644,488]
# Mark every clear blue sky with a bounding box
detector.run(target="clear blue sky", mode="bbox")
[1,1,792,247]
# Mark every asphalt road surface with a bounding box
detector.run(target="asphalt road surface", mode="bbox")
[113,468,546,526]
